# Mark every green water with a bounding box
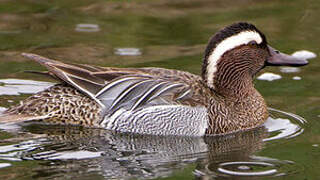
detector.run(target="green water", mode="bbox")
[0,0,319,179]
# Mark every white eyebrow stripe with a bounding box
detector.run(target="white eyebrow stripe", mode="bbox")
[206,31,263,89]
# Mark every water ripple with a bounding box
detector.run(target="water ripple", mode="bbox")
[217,161,277,176]
[264,107,306,142]
[202,155,299,178]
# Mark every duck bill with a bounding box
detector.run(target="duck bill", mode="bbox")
[266,45,308,67]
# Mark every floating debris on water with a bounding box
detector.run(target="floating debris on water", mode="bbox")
[257,73,282,81]
[280,67,300,73]
[312,144,319,147]
[292,76,301,80]
[114,48,142,56]
[0,79,54,96]
[291,50,317,60]
[0,163,11,169]
[75,24,100,32]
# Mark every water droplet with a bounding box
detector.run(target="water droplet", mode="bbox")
[114,48,142,56]
[75,24,100,32]
[280,67,300,73]
[257,73,282,81]
[292,76,301,80]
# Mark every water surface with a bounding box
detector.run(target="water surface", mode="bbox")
[0,0,319,179]
[0,106,308,179]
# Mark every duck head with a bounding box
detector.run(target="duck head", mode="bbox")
[202,22,308,97]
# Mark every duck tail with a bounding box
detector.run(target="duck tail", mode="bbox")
[0,113,48,124]
[21,53,105,99]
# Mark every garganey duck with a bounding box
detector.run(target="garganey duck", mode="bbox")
[0,22,308,136]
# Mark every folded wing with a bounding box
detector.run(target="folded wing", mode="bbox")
[22,53,197,116]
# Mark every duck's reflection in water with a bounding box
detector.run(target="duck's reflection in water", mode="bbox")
[14,124,269,179]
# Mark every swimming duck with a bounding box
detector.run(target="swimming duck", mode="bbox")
[0,22,308,136]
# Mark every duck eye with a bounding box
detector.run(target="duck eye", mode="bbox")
[248,40,257,46]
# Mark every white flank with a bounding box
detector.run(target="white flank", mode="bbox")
[102,105,208,136]
[206,31,263,89]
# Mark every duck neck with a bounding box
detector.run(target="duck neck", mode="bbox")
[206,87,268,135]
[205,68,268,135]
[213,67,255,99]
